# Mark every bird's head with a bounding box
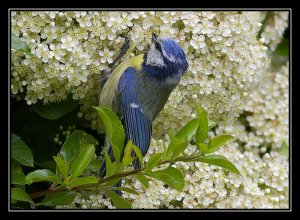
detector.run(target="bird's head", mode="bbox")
[144,33,188,80]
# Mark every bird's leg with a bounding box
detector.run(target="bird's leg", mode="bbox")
[100,34,130,88]
[108,34,130,69]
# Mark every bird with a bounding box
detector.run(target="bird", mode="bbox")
[98,33,188,193]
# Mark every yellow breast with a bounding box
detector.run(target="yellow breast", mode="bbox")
[99,54,144,111]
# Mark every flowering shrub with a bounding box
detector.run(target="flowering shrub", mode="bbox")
[10,11,289,209]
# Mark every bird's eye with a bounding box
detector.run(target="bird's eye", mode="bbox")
[155,42,162,52]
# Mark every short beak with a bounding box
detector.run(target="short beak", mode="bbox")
[152,33,158,42]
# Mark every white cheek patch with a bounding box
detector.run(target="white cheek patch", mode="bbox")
[146,44,166,67]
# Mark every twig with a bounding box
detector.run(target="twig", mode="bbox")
[28,154,200,200]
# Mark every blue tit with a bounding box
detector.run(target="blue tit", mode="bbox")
[99,33,188,186]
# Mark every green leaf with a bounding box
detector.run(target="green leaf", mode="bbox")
[106,190,131,209]
[104,149,118,177]
[133,174,149,189]
[102,178,122,187]
[206,135,234,154]
[94,106,125,162]
[162,140,167,158]
[175,118,199,141]
[198,143,208,154]
[60,130,98,168]
[70,144,95,179]
[208,120,217,130]
[279,141,288,157]
[122,140,135,167]
[68,176,99,188]
[167,135,188,159]
[38,191,76,206]
[195,105,208,144]
[147,167,184,191]
[274,38,289,57]
[12,172,27,185]
[32,97,78,120]
[131,143,143,167]
[26,169,62,185]
[113,187,139,195]
[195,155,240,175]
[12,160,23,173]
[11,33,31,55]
[146,153,163,170]
[11,134,34,167]
[87,159,102,171]
[11,160,27,185]
[11,188,32,204]
[53,156,69,179]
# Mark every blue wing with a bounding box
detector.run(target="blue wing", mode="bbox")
[118,67,152,169]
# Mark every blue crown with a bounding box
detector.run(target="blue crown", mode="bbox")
[161,38,187,66]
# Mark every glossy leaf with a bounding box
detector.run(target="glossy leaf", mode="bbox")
[104,149,117,177]
[207,135,234,154]
[60,130,98,168]
[26,169,62,185]
[68,176,99,188]
[12,172,27,185]
[11,188,32,204]
[12,160,23,173]
[208,120,217,130]
[195,154,240,175]
[38,191,76,206]
[102,178,122,187]
[146,153,163,170]
[162,141,167,158]
[175,118,199,141]
[167,127,188,159]
[195,105,208,144]
[131,143,143,167]
[11,160,26,185]
[70,144,95,178]
[198,143,208,154]
[147,167,184,191]
[107,190,131,209]
[94,106,125,162]
[122,140,135,167]
[133,174,149,189]
[53,156,69,179]
[11,134,34,167]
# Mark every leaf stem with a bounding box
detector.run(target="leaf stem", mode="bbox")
[28,169,142,199]
[28,154,201,200]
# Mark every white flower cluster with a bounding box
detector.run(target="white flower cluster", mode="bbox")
[215,62,289,151]
[153,11,270,136]
[11,11,269,131]
[243,63,289,149]
[260,11,289,51]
